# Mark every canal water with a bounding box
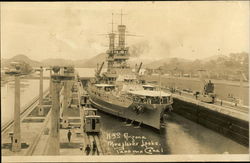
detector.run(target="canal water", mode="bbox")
[1,78,49,127]
[1,68,248,154]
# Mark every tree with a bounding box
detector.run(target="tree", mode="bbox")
[18,61,33,75]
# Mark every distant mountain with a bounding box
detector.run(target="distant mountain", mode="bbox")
[41,58,74,67]
[201,54,228,63]
[80,53,160,69]
[1,54,107,68]
[75,53,107,68]
[143,54,233,69]
[1,54,43,67]
[1,53,233,70]
[39,53,106,68]
[145,57,191,69]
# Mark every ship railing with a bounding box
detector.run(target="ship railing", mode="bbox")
[106,57,114,61]
[131,95,172,105]
[113,55,129,60]
[93,88,131,105]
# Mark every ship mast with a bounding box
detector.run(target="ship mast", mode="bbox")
[106,10,130,74]
[109,13,115,51]
[107,13,115,72]
[120,9,123,25]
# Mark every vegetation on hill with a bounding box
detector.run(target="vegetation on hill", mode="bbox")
[1,54,42,67]
[1,55,34,75]
[17,61,33,75]
[147,52,249,81]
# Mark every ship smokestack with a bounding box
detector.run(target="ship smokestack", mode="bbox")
[109,33,115,50]
[118,25,126,48]
[118,10,126,48]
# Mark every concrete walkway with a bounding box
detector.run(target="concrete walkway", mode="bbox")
[32,126,98,156]
[1,113,48,156]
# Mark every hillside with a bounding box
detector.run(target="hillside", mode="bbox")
[145,57,191,69]
[145,52,249,81]
[1,54,43,67]
[201,54,228,63]
[75,53,107,68]
[41,58,74,67]
[2,52,248,81]
[1,53,107,68]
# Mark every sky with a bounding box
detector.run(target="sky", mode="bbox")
[1,1,249,61]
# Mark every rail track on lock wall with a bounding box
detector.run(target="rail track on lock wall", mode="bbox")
[76,80,103,155]
[85,133,103,155]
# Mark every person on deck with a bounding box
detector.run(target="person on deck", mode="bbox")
[67,130,72,143]
[85,144,91,155]
[92,141,97,155]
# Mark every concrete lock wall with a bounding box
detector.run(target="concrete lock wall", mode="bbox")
[46,80,61,155]
[172,98,249,147]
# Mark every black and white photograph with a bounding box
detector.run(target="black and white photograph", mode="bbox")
[1,1,249,162]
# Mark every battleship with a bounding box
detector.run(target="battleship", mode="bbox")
[87,13,173,130]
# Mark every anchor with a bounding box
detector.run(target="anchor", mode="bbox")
[134,121,142,128]
[125,119,134,126]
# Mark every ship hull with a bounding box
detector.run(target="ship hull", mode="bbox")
[88,93,170,130]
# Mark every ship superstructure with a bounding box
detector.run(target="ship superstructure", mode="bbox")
[87,12,173,130]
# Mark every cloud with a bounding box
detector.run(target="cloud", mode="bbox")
[54,35,78,49]
[1,2,249,61]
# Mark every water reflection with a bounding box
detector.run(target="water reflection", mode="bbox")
[1,79,49,126]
